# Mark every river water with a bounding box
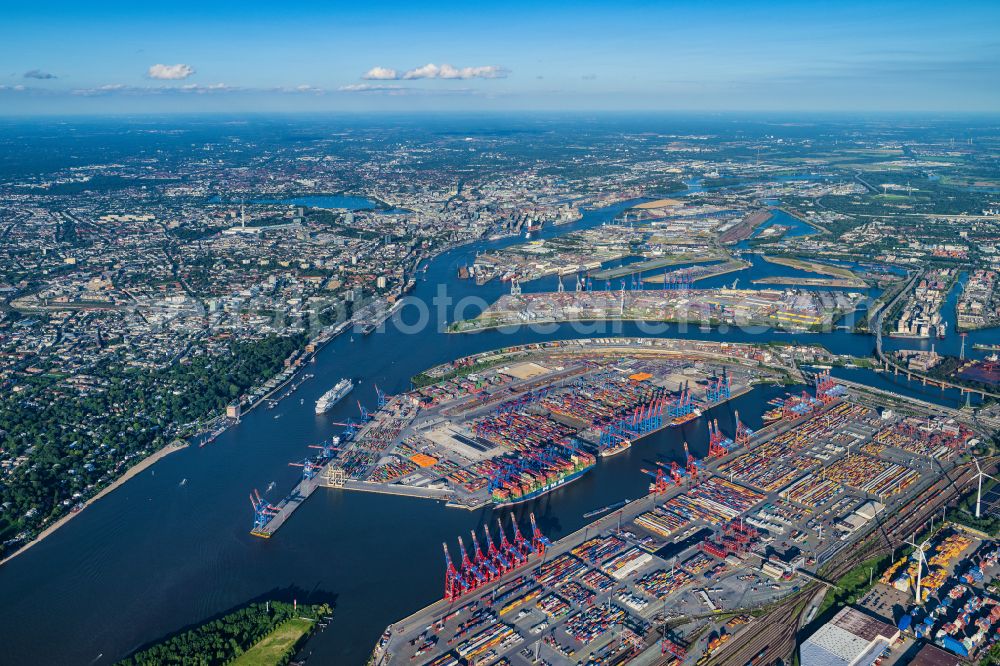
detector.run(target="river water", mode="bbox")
[0,199,996,664]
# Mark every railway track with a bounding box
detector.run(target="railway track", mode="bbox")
[708,588,812,666]
[704,456,992,665]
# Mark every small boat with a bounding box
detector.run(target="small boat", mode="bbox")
[179,478,187,487]
[266,481,276,493]
[583,499,630,519]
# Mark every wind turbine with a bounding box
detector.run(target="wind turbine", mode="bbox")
[905,533,930,605]
[973,458,996,519]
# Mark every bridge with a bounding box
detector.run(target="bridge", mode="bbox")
[868,270,1000,402]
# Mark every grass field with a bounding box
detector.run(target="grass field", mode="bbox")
[232,617,314,666]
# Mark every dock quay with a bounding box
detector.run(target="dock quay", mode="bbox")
[250,475,321,538]
[372,381,977,665]
[249,339,801,539]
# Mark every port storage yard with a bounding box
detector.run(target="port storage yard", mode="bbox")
[326,338,782,510]
[249,338,780,538]
[370,348,983,665]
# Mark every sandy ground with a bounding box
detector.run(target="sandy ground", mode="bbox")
[0,441,188,566]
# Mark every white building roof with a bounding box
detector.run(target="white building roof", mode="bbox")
[800,607,898,666]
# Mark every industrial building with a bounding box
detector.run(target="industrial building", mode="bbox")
[800,607,900,666]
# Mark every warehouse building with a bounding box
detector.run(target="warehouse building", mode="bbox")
[801,607,900,666]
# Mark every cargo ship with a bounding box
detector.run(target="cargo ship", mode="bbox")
[315,378,353,414]
[599,438,632,458]
[762,407,784,424]
[491,450,595,506]
[669,408,703,427]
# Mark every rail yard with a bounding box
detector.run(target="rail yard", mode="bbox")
[366,351,984,665]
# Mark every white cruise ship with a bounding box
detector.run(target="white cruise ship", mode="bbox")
[315,378,353,414]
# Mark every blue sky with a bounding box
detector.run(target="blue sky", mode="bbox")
[3,0,999,114]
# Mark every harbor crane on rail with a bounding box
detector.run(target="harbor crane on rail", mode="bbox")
[308,439,342,459]
[707,419,733,458]
[330,419,359,439]
[289,458,323,481]
[642,466,671,495]
[497,517,524,567]
[441,517,552,601]
[457,536,485,585]
[683,442,701,479]
[374,384,388,409]
[443,542,468,601]
[511,515,533,561]
[530,512,552,555]
[250,489,279,531]
[483,523,511,572]
[734,410,753,447]
[470,530,499,580]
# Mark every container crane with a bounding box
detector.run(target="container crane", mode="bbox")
[734,410,753,447]
[457,535,484,585]
[288,458,323,481]
[683,442,700,479]
[443,542,468,601]
[470,530,499,579]
[250,489,279,531]
[530,513,552,555]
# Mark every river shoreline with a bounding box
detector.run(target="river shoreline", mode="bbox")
[0,441,188,567]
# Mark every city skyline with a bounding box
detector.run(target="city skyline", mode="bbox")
[3,0,1000,114]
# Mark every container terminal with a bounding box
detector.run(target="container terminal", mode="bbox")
[369,372,984,665]
[249,338,792,538]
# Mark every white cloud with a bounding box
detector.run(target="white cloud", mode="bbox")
[147,63,195,80]
[72,84,130,96]
[437,64,508,79]
[339,83,406,93]
[287,84,325,94]
[338,83,478,96]
[71,82,238,96]
[360,63,509,81]
[362,66,399,80]
[402,63,440,80]
[177,82,236,93]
